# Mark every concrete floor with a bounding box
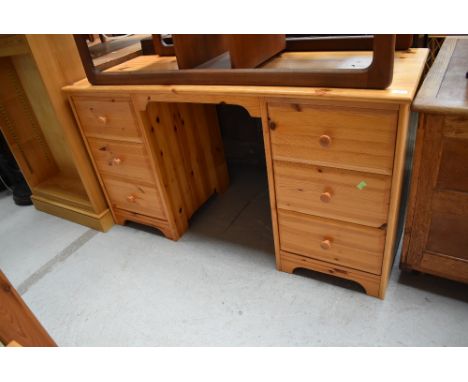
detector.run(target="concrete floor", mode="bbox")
[1,166,468,346]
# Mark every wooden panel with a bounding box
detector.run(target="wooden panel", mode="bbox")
[278,209,385,274]
[443,115,468,139]
[145,102,228,219]
[426,212,468,261]
[88,138,154,184]
[172,35,227,69]
[102,175,165,219]
[436,138,468,193]
[280,250,381,297]
[378,105,411,298]
[0,270,56,347]
[274,160,391,227]
[419,252,468,284]
[260,101,282,269]
[401,114,426,267]
[404,114,444,265]
[0,57,58,187]
[73,96,142,141]
[12,53,79,178]
[227,35,285,68]
[268,102,398,174]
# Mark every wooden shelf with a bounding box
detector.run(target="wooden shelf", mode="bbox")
[33,173,92,212]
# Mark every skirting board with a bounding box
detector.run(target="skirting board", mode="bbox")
[31,195,114,232]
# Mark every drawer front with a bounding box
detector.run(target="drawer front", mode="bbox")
[278,209,385,275]
[88,138,155,184]
[268,102,398,174]
[102,175,165,219]
[274,161,391,227]
[73,96,142,141]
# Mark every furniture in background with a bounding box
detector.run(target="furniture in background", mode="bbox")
[64,47,428,298]
[401,37,468,284]
[0,35,112,231]
[0,269,56,347]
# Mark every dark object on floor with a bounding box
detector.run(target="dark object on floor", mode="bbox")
[401,37,468,284]
[0,131,32,206]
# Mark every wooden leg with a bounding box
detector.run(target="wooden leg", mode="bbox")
[113,209,184,241]
[203,104,229,195]
[279,261,296,274]
[280,251,382,298]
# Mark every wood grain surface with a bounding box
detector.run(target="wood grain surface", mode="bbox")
[0,270,56,347]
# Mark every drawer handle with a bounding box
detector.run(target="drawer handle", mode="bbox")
[112,157,122,165]
[126,195,136,203]
[98,115,108,124]
[320,191,332,203]
[320,239,332,250]
[319,134,332,148]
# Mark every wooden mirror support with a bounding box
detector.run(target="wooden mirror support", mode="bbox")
[74,34,399,89]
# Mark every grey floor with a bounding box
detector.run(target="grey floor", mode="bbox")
[1,166,468,346]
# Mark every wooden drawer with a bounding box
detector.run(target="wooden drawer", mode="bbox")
[274,161,391,227]
[268,102,398,175]
[101,175,165,219]
[73,96,142,141]
[278,209,385,275]
[88,138,154,184]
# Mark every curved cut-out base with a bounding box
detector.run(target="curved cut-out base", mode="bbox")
[279,250,381,298]
[114,208,181,241]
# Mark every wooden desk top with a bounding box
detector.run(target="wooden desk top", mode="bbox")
[414,37,468,115]
[64,48,428,106]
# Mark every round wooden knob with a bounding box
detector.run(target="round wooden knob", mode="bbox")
[112,157,121,165]
[126,195,136,203]
[98,115,108,124]
[320,239,332,250]
[319,134,332,148]
[320,191,332,203]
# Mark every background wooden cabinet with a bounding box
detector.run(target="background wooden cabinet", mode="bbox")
[401,37,468,283]
[401,113,468,282]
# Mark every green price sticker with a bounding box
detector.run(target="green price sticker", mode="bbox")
[356,181,367,190]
